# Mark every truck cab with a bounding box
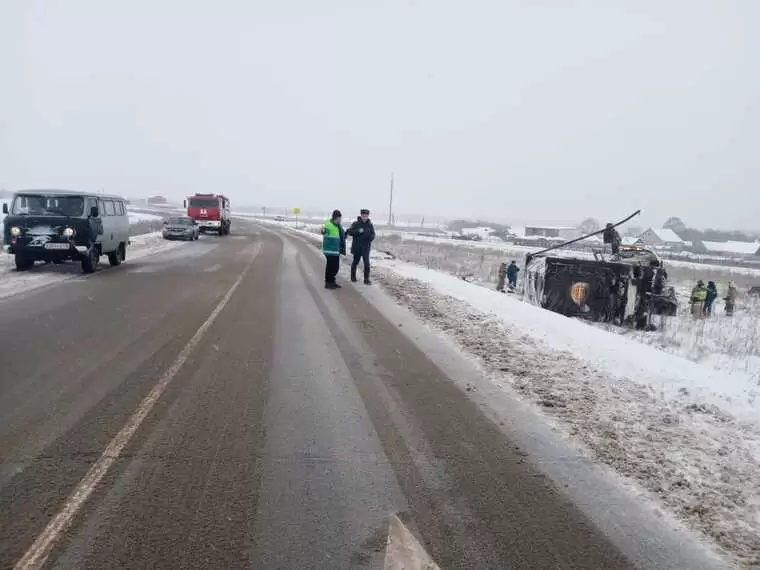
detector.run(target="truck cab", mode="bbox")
[184,194,231,235]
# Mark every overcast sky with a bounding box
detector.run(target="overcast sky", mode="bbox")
[1,1,757,229]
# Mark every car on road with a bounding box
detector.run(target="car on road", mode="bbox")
[163,216,200,241]
[2,189,130,273]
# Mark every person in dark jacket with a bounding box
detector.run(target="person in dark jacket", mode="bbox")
[704,281,718,315]
[602,223,621,256]
[653,267,668,295]
[321,209,346,289]
[506,261,520,290]
[347,208,376,284]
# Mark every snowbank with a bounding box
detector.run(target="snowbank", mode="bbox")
[373,258,760,566]
[128,211,164,224]
[379,259,758,420]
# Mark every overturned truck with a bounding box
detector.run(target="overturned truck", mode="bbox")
[523,212,677,329]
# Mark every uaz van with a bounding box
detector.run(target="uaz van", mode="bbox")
[2,189,130,274]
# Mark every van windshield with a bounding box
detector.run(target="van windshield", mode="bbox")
[11,195,85,217]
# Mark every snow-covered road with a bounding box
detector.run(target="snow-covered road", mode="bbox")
[0,232,185,300]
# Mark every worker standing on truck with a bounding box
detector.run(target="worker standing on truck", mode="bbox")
[603,223,622,256]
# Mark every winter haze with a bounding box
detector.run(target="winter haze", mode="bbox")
[1,0,758,229]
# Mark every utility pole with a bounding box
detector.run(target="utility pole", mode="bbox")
[387,172,394,227]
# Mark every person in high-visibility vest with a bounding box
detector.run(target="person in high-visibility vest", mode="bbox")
[690,280,707,317]
[321,209,346,289]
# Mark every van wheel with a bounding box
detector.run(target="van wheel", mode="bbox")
[108,244,124,267]
[15,254,34,271]
[81,247,99,274]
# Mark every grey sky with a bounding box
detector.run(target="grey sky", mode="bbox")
[1,0,757,229]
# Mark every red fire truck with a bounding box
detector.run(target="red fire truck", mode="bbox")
[184,193,231,235]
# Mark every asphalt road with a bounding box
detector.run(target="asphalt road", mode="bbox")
[0,221,648,569]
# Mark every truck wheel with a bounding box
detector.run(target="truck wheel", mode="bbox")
[15,254,34,271]
[82,247,99,274]
[108,244,125,266]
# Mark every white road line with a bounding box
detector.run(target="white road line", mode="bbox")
[14,242,262,570]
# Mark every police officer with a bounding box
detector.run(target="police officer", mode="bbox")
[347,208,376,285]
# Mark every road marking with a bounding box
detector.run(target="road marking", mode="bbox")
[13,243,262,570]
[203,264,222,273]
[384,514,440,570]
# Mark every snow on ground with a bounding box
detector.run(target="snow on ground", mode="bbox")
[0,232,184,300]
[371,258,760,566]
[608,301,760,389]
[128,211,164,224]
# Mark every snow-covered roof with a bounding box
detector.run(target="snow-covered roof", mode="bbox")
[644,228,684,243]
[702,240,760,256]
[621,236,640,245]
[524,225,576,230]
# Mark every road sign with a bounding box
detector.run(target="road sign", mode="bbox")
[293,207,301,215]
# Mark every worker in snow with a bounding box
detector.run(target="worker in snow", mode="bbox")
[496,262,507,292]
[347,208,376,285]
[506,261,520,290]
[703,281,718,315]
[690,280,707,317]
[724,281,738,316]
[603,223,621,256]
[321,209,346,289]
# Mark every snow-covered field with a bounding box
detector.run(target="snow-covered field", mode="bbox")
[258,219,760,565]
[0,232,183,300]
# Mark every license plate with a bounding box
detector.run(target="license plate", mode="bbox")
[44,243,70,250]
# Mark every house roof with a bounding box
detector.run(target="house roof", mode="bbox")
[644,228,684,243]
[524,225,576,230]
[702,240,760,256]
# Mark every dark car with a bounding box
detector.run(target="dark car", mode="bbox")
[2,189,130,273]
[163,216,199,241]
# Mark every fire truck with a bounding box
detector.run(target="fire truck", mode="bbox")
[184,193,231,235]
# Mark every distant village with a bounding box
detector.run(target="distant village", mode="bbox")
[443,216,760,266]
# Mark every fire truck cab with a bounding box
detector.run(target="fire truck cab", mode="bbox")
[184,194,231,235]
